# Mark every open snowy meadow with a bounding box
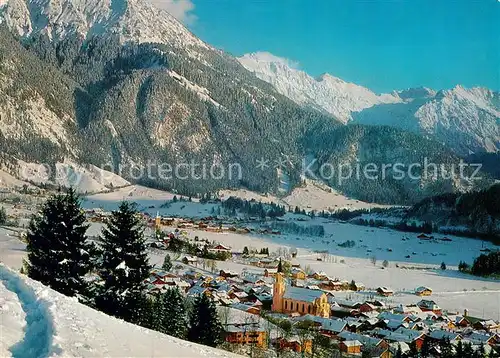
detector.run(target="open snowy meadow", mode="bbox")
[80,185,500,319]
[2,183,499,336]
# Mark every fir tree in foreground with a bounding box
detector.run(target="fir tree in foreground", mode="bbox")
[95,201,150,323]
[0,206,7,225]
[148,294,164,332]
[162,288,187,338]
[26,188,92,297]
[440,338,454,358]
[162,254,172,271]
[188,294,222,347]
[395,344,402,358]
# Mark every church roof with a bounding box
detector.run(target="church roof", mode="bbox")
[283,286,325,303]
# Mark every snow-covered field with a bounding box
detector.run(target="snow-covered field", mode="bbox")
[0,264,240,358]
[82,185,179,211]
[211,241,500,319]
[140,224,500,319]
[14,161,130,194]
[259,217,496,266]
[2,218,500,325]
[78,184,500,318]
[83,179,384,214]
[0,170,33,190]
[0,228,27,270]
[282,180,387,211]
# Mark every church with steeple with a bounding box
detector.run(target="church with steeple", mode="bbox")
[272,273,330,318]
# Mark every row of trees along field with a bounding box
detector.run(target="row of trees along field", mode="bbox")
[23,189,222,347]
[459,250,500,277]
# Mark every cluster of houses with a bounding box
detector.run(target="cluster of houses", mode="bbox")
[83,206,498,357]
[149,226,234,255]
[149,213,282,236]
[417,233,453,242]
[143,257,500,357]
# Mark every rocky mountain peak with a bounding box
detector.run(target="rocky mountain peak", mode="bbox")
[0,0,209,50]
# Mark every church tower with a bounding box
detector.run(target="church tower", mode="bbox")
[155,211,161,230]
[272,272,285,312]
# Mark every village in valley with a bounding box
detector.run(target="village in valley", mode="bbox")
[80,187,500,358]
[1,184,500,357]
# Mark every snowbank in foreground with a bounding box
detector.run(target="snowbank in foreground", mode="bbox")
[0,278,25,357]
[0,265,240,358]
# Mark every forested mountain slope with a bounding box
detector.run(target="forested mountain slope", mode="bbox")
[406,184,500,239]
[0,0,493,203]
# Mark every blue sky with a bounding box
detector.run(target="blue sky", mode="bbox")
[179,0,499,93]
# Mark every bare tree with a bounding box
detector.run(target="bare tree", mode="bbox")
[243,312,260,357]
[370,255,377,266]
[304,265,314,276]
[295,320,315,356]
[276,247,287,258]
[219,305,232,327]
[210,260,218,273]
[261,314,276,352]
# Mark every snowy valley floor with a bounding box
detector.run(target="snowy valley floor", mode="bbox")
[141,225,500,320]
[3,212,500,321]
[1,183,500,353]
[2,237,500,321]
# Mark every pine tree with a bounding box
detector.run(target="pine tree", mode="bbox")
[455,340,464,358]
[408,341,419,358]
[395,344,402,358]
[26,188,92,297]
[162,254,172,271]
[361,348,372,358]
[95,201,151,324]
[242,246,249,255]
[440,338,454,358]
[421,335,432,358]
[474,343,486,358]
[0,206,7,225]
[489,348,499,358]
[162,288,187,338]
[149,293,164,332]
[136,294,154,329]
[187,294,222,347]
[277,258,283,273]
[463,342,474,358]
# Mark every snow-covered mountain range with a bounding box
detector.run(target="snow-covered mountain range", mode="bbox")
[353,85,500,156]
[238,52,401,124]
[238,52,500,156]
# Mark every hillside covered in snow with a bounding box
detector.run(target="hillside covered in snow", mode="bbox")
[0,264,240,358]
